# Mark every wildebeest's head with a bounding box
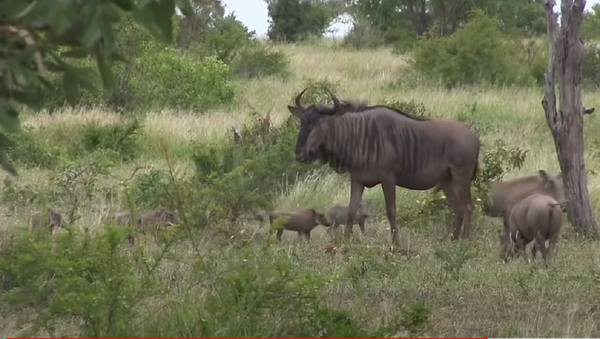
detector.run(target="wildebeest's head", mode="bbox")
[287,88,342,163]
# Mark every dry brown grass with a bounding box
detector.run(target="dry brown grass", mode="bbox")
[3,41,600,337]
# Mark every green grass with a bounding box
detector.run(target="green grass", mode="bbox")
[3,41,600,337]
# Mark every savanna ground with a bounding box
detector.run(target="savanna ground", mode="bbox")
[2,40,600,338]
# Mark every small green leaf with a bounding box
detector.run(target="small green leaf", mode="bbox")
[153,0,175,43]
[14,0,40,19]
[80,10,103,48]
[0,104,22,134]
[174,0,194,17]
[63,71,80,106]
[110,0,134,11]
[94,46,116,90]
[0,132,18,176]
[133,3,161,41]
[60,47,91,59]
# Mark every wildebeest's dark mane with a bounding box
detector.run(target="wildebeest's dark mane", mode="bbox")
[338,100,430,121]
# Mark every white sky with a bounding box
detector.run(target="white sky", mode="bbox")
[223,0,600,38]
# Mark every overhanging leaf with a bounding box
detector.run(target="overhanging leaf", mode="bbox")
[62,71,80,106]
[60,47,91,59]
[0,133,18,176]
[80,9,103,48]
[110,0,134,11]
[94,46,116,90]
[0,104,22,134]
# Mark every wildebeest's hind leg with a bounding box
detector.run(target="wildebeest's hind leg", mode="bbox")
[358,218,366,234]
[440,182,463,241]
[345,179,365,242]
[380,179,399,247]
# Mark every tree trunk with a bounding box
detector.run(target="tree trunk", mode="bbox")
[542,0,597,235]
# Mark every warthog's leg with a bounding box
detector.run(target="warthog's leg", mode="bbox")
[358,218,366,234]
[304,231,311,241]
[346,179,365,242]
[534,233,550,267]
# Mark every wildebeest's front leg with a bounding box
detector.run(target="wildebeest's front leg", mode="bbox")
[276,229,284,242]
[345,179,365,240]
[381,179,399,247]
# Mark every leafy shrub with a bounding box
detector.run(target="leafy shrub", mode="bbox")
[293,77,341,105]
[6,127,62,169]
[231,44,290,79]
[413,10,535,88]
[583,42,600,89]
[132,45,235,112]
[70,120,143,162]
[267,0,334,42]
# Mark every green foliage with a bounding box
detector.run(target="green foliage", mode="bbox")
[133,47,235,112]
[267,0,335,42]
[581,5,600,40]
[0,0,193,175]
[583,42,600,89]
[413,10,536,88]
[293,77,341,104]
[6,120,143,171]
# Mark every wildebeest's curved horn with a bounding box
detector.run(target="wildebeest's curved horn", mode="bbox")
[295,88,308,110]
[328,89,340,113]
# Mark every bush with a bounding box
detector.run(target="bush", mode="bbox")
[267,0,334,42]
[182,14,290,80]
[413,10,535,88]
[132,45,235,112]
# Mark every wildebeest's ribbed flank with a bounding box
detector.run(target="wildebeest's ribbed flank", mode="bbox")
[288,89,481,245]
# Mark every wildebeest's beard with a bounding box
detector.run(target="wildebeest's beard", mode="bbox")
[295,117,324,163]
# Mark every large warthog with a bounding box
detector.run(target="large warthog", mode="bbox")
[268,208,331,241]
[498,193,563,267]
[484,170,565,218]
[328,199,371,234]
[115,208,179,245]
[288,89,480,245]
[29,208,64,233]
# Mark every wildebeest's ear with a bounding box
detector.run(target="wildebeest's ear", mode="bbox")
[287,105,303,119]
[584,107,595,115]
[538,169,549,180]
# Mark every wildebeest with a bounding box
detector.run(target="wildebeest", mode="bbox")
[328,199,371,234]
[498,193,563,267]
[268,208,330,241]
[483,170,565,218]
[115,208,179,245]
[287,89,480,245]
[29,208,64,233]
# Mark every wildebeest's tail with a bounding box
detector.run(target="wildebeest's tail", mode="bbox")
[430,160,482,195]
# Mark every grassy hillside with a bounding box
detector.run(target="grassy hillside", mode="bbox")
[3,41,600,337]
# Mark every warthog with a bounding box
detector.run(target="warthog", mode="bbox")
[288,89,480,245]
[268,208,330,241]
[115,208,179,245]
[29,208,64,233]
[484,170,565,218]
[328,199,371,234]
[498,193,563,267]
